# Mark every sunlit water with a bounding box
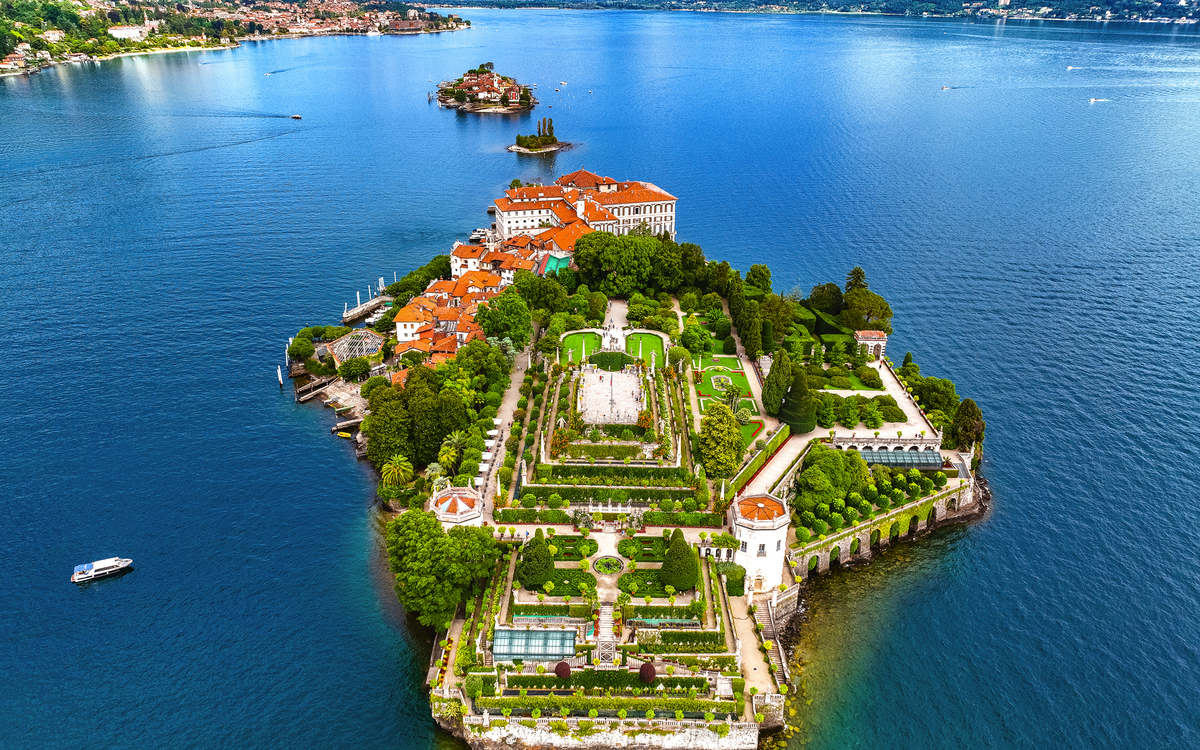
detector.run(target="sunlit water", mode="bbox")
[3,11,1200,750]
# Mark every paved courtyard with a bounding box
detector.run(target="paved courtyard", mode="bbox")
[578,368,644,425]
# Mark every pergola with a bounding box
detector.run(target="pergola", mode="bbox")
[328,328,385,364]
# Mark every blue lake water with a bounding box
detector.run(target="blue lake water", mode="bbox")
[4,11,1200,749]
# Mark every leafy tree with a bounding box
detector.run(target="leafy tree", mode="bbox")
[912,378,957,418]
[386,510,500,629]
[680,325,709,356]
[845,266,868,292]
[903,351,913,367]
[699,402,743,478]
[712,315,732,339]
[816,394,837,429]
[338,357,371,380]
[746,264,772,294]
[808,283,843,314]
[679,292,698,313]
[722,336,737,355]
[287,337,315,360]
[659,528,698,591]
[476,289,532,348]
[839,288,893,334]
[700,293,722,314]
[381,454,414,487]
[668,346,690,368]
[741,314,762,358]
[951,398,985,449]
[761,350,792,417]
[838,398,860,428]
[860,400,884,430]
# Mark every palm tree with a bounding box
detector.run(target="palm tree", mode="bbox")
[439,431,469,475]
[380,454,413,487]
[721,382,741,412]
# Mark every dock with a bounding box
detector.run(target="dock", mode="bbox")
[342,295,393,324]
[332,418,364,433]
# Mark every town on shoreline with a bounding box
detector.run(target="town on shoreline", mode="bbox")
[283,168,988,750]
[1,1,469,74]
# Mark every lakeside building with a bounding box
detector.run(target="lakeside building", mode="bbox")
[731,493,790,593]
[493,169,677,241]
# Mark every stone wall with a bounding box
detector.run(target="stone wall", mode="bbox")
[455,716,759,750]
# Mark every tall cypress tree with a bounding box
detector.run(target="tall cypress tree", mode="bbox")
[517,528,553,588]
[659,528,698,591]
[742,313,762,358]
[779,369,816,434]
[761,350,792,417]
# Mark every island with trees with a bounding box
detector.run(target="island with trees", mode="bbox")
[438,63,534,113]
[508,117,572,154]
[282,177,989,750]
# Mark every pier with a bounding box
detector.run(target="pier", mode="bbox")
[332,418,364,433]
[342,294,393,324]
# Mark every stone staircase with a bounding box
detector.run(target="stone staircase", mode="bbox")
[598,605,614,639]
[753,602,785,675]
[597,605,616,664]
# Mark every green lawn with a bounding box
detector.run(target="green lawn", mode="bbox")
[560,332,601,365]
[625,332,666,367]
[848,373,885,391]
[740,420,765,445]
[698,368,752,400]
[699,398,759,415]
[694,354,744,371]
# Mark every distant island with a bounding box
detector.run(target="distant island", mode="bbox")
[438,64,535,113]
[509,117,572,154]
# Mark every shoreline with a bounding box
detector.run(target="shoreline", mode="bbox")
[508,141,574,154]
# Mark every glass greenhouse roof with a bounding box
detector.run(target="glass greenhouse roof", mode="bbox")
[491,628,576,662]
[858,449,944,470]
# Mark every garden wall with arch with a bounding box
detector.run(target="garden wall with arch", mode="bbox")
[790,481,976,577]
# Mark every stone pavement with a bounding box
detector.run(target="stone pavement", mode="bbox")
[605,299,630,330]
[727,592,775,702]
[485,346,531,511]
[742,435,804,496]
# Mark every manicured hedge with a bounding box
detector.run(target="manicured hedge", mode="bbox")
[496,508,572,524]
[512,604,571,617]
[643,511,722,528]
[662,630,724,646]
[589,351,637,372]
[474,696,740,717]
[536,463,691,486]
[565,443,644,460]
[726,425,791,500]
[812,309,854,337]
[792,306,816,333]
[507,672,707,691]
[551,536,599,560]
[639,642,728,654]
[520,485,695,504]
[537,570,598,592]
[656,654,738,671]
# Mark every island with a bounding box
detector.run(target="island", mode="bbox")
[509,117,572,154]
[438,64,535,113]
[283,168,989,750]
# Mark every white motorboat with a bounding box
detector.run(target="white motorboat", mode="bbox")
[72,557,132,583]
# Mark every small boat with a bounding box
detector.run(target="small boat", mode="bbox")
[588,90,592,93]
[72,557,132,583]
[555,88,559,91]
[1089,98,1107,103]
[559,81,567,85]
[290,114,302,120]
[337,431,352,439]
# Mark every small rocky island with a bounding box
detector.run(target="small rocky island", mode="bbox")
[438,63,534,113]
[508,117,572,154]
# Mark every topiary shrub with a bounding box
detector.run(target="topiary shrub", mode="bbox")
[722,336,736,355]
[555,661,571,679]
[639,661,657,684]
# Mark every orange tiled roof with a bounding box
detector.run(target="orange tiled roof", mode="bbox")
[591,183,676,205]
[452,244,485,259]
[394,338,432,354]
[556,169,617,189]
[736,495,787,521]
[506,185,569,202]
[390,368,409,386]
[393,304,433,323]
[855,330,888,340]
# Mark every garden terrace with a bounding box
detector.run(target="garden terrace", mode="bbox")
[473,695,741,720]
[559,331,602,366]
[506,671,709,692]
